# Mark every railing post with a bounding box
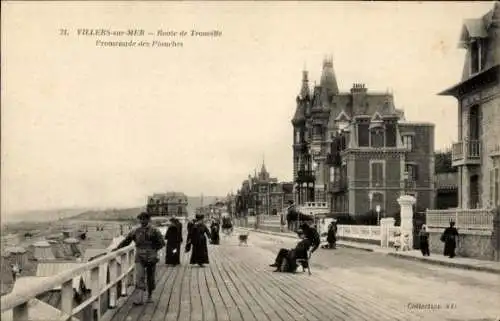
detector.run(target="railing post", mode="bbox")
[61,279,74,316]
[108,259,118,309]
[120,253,128,296]
[13,302,29,321]
[129,249,136,287]
[90,266,101,321]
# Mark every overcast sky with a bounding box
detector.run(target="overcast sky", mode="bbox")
[1,1,494,215]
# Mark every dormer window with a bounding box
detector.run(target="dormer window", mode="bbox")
[370,123,385,148]
[470,39,482,75]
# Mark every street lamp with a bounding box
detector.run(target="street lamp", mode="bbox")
[376,205,381,226]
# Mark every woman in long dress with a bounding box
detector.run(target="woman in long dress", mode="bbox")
[165,218,182,265]
[186,214,211,267]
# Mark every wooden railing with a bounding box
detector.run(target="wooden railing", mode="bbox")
[1,244,136,321]
[426,208,494,230]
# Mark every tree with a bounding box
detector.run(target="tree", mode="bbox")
[435,150,457,173]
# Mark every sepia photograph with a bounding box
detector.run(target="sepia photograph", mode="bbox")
[1,1,499,320]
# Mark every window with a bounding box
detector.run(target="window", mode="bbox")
[470,39,483,75]
[370,161,385,187]
[491,160,500,207]
[385,123,397,147]
[370,128,385,148]
[405,163,419,181]
[371,192,384,211]
[402,135,413,151]
[330,167,335,183]
[358,123,370,147]
[295,131,300,143]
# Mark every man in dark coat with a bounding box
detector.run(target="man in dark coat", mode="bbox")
[113,212,165,305]
[165,218,182,265]
[326,220,337,249]
[441,221,459,258]
[186,214,211,266]
[269,223,320,272]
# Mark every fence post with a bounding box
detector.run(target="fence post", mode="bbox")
[109,259,118,308]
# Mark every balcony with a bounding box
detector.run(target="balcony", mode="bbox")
[296,170,315,183]
[330,178,348,193]
[451,139,481,166]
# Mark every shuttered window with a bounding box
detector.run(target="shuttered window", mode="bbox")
[385,124,397,147]
[358,123,370,147]
[371,162,384,187]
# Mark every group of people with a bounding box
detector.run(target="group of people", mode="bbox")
[418,221,459,258]
[112,212,214,305]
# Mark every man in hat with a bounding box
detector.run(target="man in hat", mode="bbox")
[269,223,320,272]
[185,214,211,266]
[113,212,165,305]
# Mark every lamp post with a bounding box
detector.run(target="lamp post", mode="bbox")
[376,205,381,226]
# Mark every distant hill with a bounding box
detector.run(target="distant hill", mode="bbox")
[2,208,97,224]
[71,207,144,221]
[3,196,226,224]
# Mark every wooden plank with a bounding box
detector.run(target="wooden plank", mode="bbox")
[149,266,179,321]
[224,253,305,321]
[230,243,364,321]
[207,246,242,321]
[142,266,176,321]
[163,264,186,321]
[221,252,276,321]
[203,252,230,321]
[176,262,191,321]
[212,250,258,321]
[190,262,203,321]
[197,264,216,321]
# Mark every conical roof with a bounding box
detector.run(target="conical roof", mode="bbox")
[320,56,339,95]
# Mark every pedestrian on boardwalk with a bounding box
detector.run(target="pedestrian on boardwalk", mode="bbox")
[165,217,182,265]
[210,219,220,245]
[326,220,337,249]
[270,223,320,272]
[185,214,211,267]
[112,212,165,305]
[419,224,430,256]
[440,221,459,258]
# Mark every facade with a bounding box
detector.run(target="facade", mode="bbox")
[440,2,500,209]
[235,163,294,216]
[146,192,188,217]
[292,58,435,218]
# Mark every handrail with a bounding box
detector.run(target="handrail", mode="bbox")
[1,243,135,321]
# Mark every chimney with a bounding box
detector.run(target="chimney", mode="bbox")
[350,83,368,114]
[33,241,55,261]
[350,83,367,94]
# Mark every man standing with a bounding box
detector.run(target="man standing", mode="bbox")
[113,212,165,305]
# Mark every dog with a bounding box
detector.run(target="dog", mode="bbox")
[238,233,249,246]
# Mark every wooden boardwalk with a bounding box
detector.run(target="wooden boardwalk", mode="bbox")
[108,235,435,321]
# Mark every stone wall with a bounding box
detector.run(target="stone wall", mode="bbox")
[428,228,495,261]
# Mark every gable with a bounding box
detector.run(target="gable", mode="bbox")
[371,112,383,122]
[334,110,351,122]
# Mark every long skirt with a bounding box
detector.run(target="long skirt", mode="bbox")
[165,243,181,265]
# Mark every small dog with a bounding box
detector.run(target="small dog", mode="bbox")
[238,233,249,246]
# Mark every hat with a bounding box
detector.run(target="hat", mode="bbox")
[137,212,151,220]
[195,214,204,220]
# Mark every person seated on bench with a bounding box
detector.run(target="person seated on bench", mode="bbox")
[269,223,320,272]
